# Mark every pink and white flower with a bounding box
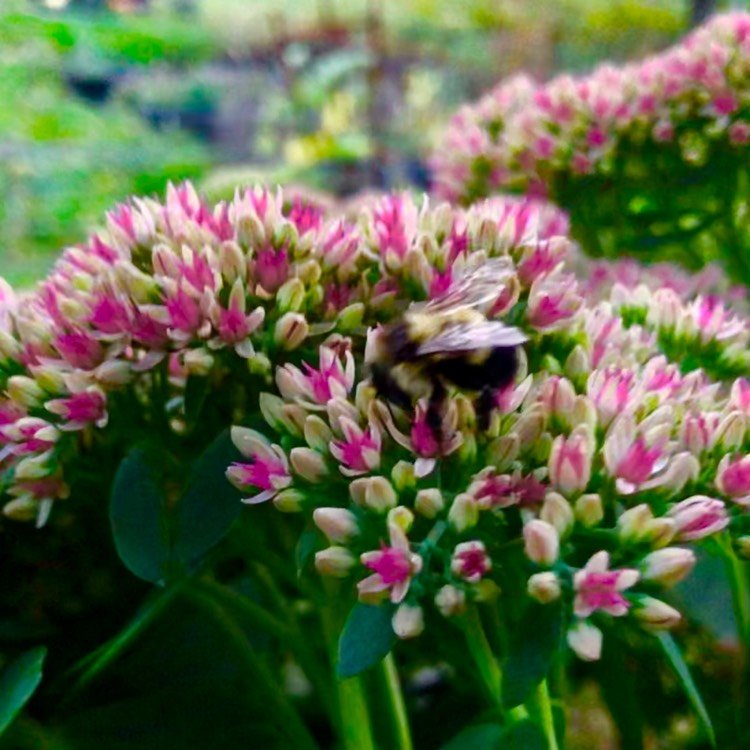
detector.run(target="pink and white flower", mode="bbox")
[227,427,292,504]
[573,551,639,618]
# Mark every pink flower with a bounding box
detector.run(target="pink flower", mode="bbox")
[516,238,567,286]
[330,418,381,476]
[359,524,423,603]
[689,295,746,344]
[668,495,729,541]
[527,271,582,331]
[210,279,265,356]
[54,330,104,370]
[604,414,669,494]
[468,468,546,509]
[227,427,292,504]
[548,426,594,495]
[573,551,639,618]
[716,455,750,505]
[45,388,108,430]
[165,285,203,334]
[254,248,290,293]
[729,378,750,416]
[451,541,492,583]
[371,195,416,266]
[88,294,131,335]
[587,367,637,427]
[277,346,355,406]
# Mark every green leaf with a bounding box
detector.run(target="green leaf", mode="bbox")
[173,430,243,567]
[502,602,563,708]
[0,647,46,735]
[295,530,319,577]
[441,723,503,750]
[656,631,716,749]
[440,720,545,750]
[110,448,170,584]
[337,603,395,679]
[183,375,209,425]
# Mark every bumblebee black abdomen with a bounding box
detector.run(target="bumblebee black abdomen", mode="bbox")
[383,323,420,362]
[431,346,519,391]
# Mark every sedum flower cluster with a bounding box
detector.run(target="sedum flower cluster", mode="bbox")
[223,189,750,661]
[3,181,750,663]
[0,184,563,526]
[432,12,750,205]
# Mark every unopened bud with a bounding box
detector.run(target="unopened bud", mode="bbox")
[315,546,356,577]
[567,621,602,661]
[14,450,55,480]
[575,493,603,527]
[415,488,444,519]
[737,536,750,559]
[248,351,272,378]
[183,348,214,376]
[274,312,309,350]
[313,507,359,543]
[713,411,746,451]
[30,366,67,394]
[276,278,306,313]
[541,492,574,538]
[391,461,416,491]
[273,489,305,513]
[7,376,45,408]
[337,303,365,332]
[528,572,562,603]
[487,434,520,471]
[523,519,559,566]
[448,493,479,533]
[388,506,414,534]
[435,585,466,617]
[304,415,333,452]
[392,604,424,639]
[641,548,696,587]
[633,596,682,630]
[617,504,654,544]
[564,344,591,380]
[290,447,328,482]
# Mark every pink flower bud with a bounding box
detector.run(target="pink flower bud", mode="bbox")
[548,426,593,495]
[451,541,492,583]
[313,508,359,543]
[290,447,329,483]
[633,597,681,630]
[716,454,750,505]
[641,548,695,587]
[523,519,559,566]
[668,496,729,541]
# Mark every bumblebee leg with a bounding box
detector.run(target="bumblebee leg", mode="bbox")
[426,380,448,446]
[475,386,495,432]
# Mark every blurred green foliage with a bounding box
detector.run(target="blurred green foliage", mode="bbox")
[0,3,210,286]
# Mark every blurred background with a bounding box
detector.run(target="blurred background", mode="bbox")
[0,0,727,285]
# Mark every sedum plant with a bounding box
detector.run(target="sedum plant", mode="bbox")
[431,12,750,283]
[1,184,750,747]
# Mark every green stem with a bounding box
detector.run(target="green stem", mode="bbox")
[530,679,560,750]
[378,653,414,750]
[719,533,750,648]
[320,585,377,750]
[56,584,181,710]
[462,604,502,707]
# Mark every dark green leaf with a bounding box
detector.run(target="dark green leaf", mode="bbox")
[0,647,46,735]
[441,723,503,750]
[295,530,319,577]
[502,602,563,708]
[183,375,209,425]
[440,720,545,750]
[656,631,716,748]
[173,430,243,567]
[337,603,395,679]
[596,634,644,750]
[110,449,170,584]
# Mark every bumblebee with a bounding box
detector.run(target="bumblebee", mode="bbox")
[366,258,528,439]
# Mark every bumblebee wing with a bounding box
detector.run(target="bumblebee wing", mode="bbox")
[422,257,516,314]
[416,321,528,356]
